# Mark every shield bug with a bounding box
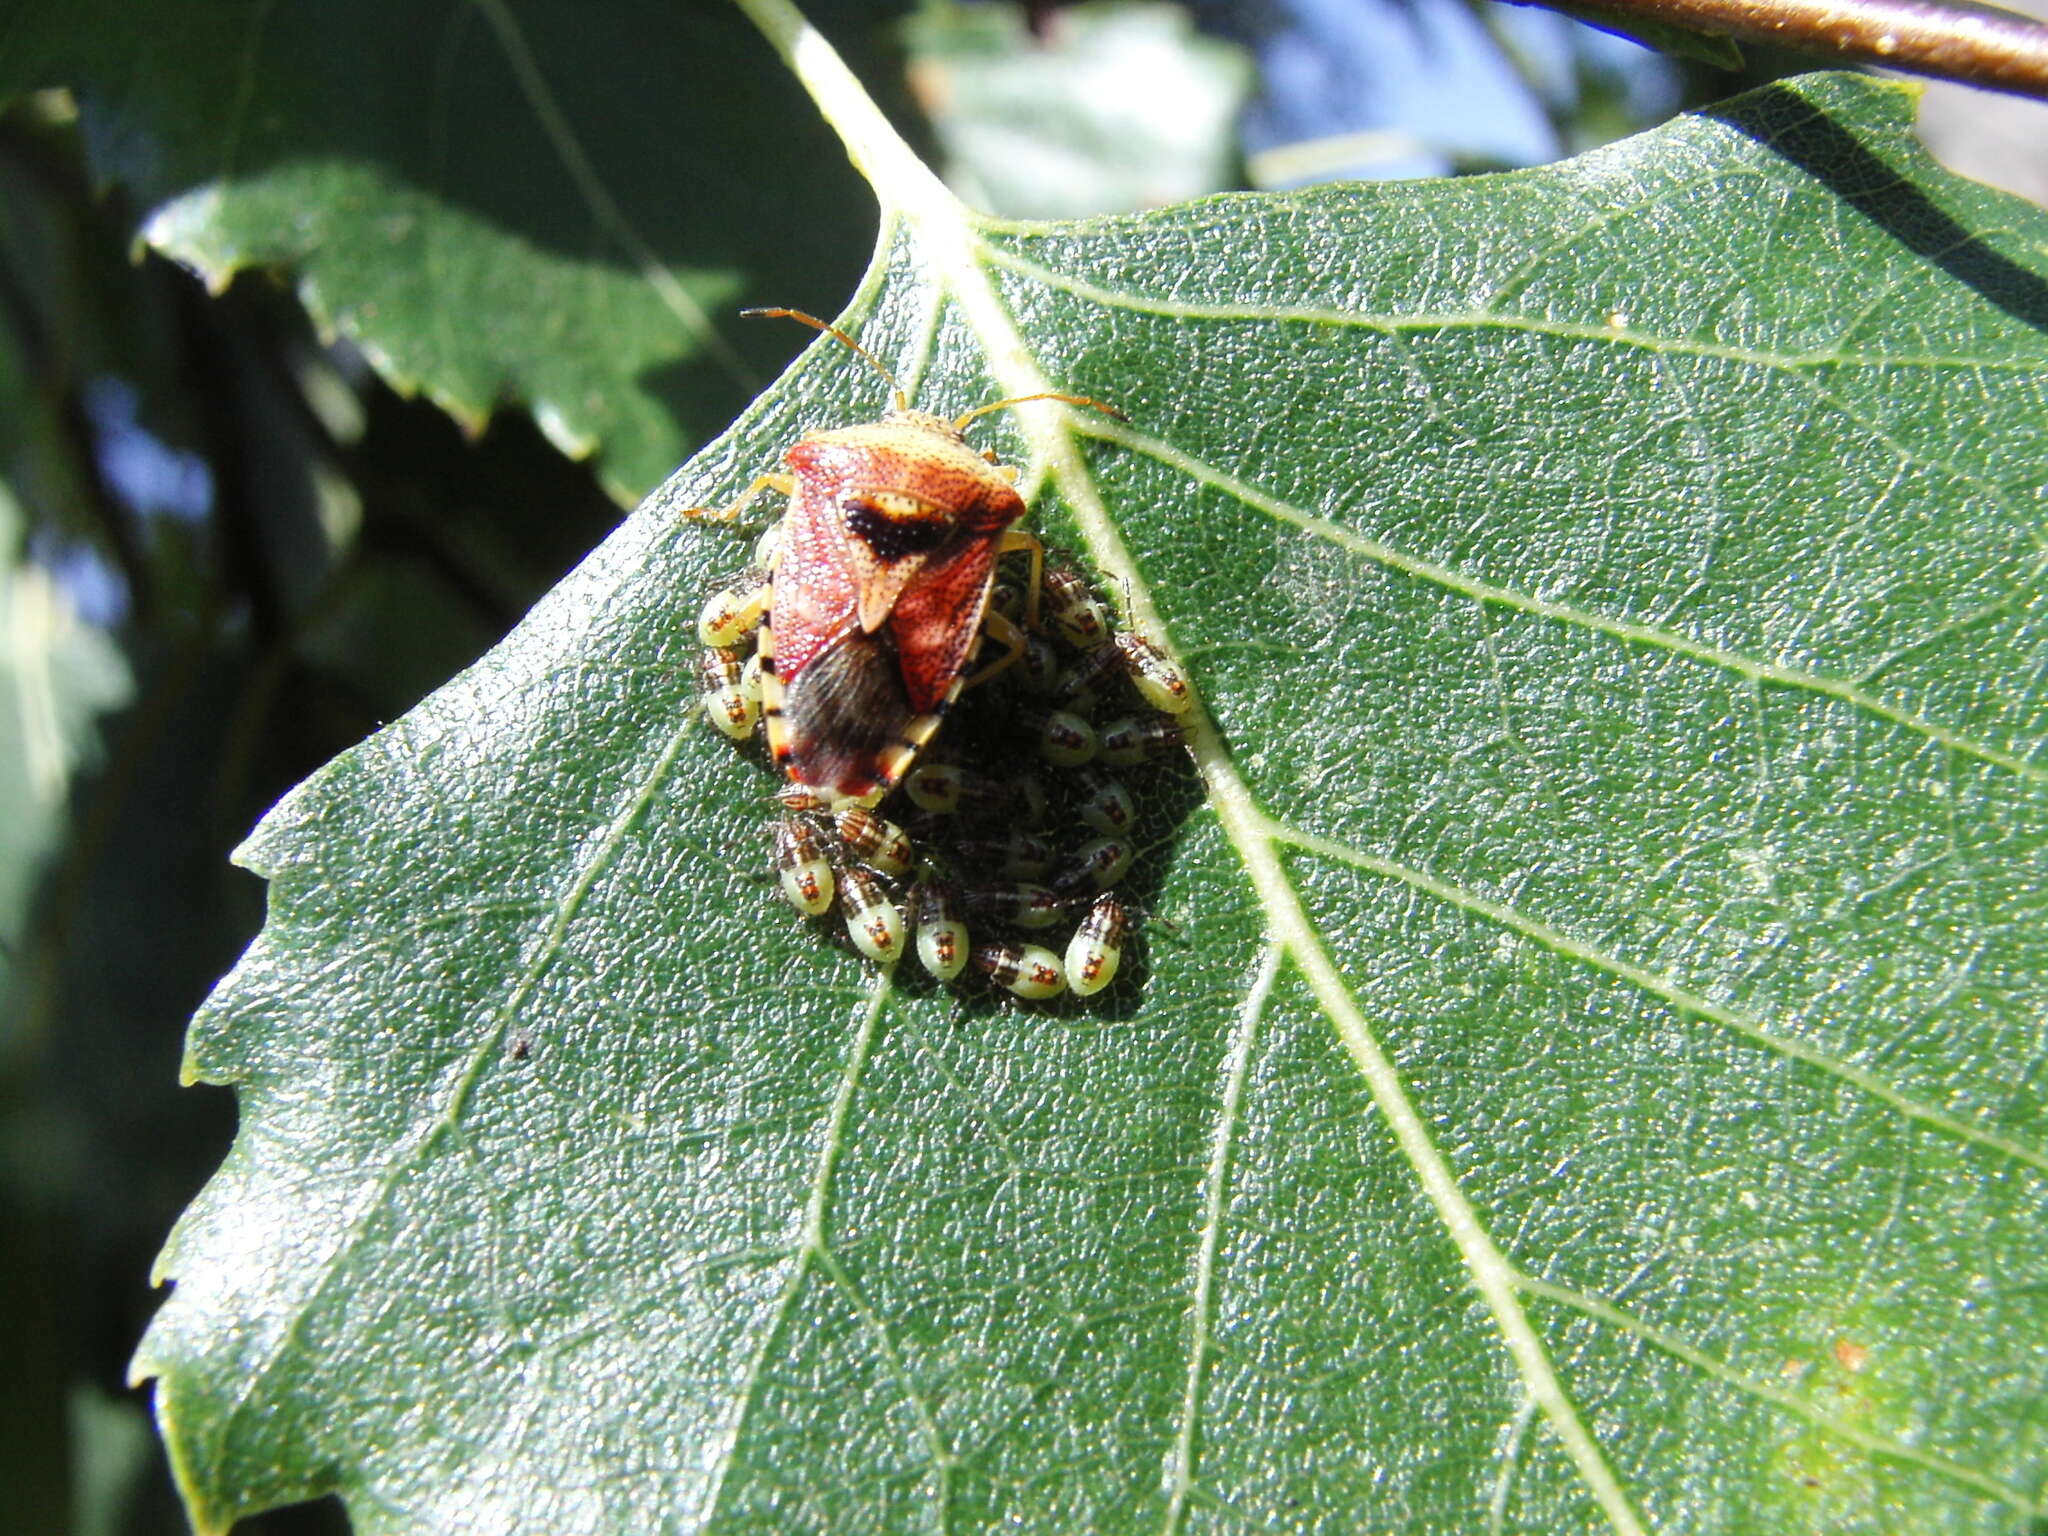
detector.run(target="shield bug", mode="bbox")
[912,877,969,982]
[685,308,1122,811]
[833,805,914,877]
[698,647,760,740]
[839,867,907,964]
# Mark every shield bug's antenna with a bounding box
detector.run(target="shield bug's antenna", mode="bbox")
[741,307,909,413]
[953,393,1127,431]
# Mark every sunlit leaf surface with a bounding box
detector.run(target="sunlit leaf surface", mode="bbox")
[137,74,2048,1534]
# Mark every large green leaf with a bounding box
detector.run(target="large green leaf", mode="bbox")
[0,0,882,501]
[133,49,2048,1536]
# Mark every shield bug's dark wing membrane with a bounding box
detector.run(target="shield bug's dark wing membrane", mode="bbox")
[772,627,926,803]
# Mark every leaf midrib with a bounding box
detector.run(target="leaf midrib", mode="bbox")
[734,5,2048,1530]
[734,3,1688,1530]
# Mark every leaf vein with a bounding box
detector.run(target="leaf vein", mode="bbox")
[703,973,895,1529]
[208,704,703,1476]
[1269,818,2048,1174]
[812,1243,960,1524]
[1161,942,1279,1535]
[1518,1274,2048,1514]
[1086,419,2047,782]
[979,244,2048,374]
[1012,343,1651,1534]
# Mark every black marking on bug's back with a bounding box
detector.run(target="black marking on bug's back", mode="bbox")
[843,495,951,562]
[782,629,912,786]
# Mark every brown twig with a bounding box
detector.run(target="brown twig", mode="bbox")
[1519,0,2048,100]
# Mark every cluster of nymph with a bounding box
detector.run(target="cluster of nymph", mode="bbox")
[694,536,1193,999]
[682,308,1194,1000]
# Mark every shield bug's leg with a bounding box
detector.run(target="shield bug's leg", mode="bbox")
[960,608,1031,691]
[1065,894,1128,997]
[995,527,1046,633]
[973,941,1067,999]
[680,472,796,524]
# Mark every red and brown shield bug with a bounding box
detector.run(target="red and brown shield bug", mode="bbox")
[684,308,1122,811]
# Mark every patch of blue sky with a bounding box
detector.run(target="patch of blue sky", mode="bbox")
[1194,0,1681,184]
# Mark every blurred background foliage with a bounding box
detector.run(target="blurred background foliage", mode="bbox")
[0,1,2038,1531]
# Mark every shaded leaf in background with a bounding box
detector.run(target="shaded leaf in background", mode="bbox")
[0,490,131,1045]
[0,82,644,1533]
[903,0,1253,218]
[134,65,2048,1536]
[0,0,889,501]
